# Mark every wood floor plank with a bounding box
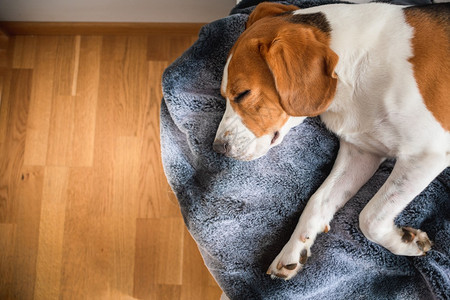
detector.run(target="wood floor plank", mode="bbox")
[53,36,77,96]
[23,36,58,166]
[181,228,223,299]
[111,136,141,295]
[137,61,181,219]
[61,167,131,299]
[147,34,171,61]
[147,34,197,63]
[0,223,16,299]
[46,95,76,166]
[143,284,182,300]
[134,218,185,298]
[70,36,102,167]
[100,36,150,137]
[59,167,93,299]
[92,36,125,216]
[45,36,81,166]
[181,284,223,300]
[71,36,81,96]
[13,165,44,300]
[182,228,215,287]
[0,74,3,106]
[0,31,223,300]
[0,69,33,223]
[156,217,185,285]
[120,36,149,137]
[167,35,198,63]
[42,36,93,168]
[12,35,36,69]
[0,70,12,222]
[0,68,11,135]
[93,36,148,213]
[34,167,69,300]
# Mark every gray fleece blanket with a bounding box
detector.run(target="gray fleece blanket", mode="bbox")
[160,1,450,299]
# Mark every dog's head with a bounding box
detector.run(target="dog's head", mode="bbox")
[213,2,338,160]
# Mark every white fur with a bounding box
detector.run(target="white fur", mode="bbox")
[214,97,305,160]
[268,3,450,279]
[216,56,305,160]
[221,55,232,95]
[214,99,271,161]
[215,3,450,280]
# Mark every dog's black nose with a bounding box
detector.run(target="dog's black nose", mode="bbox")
[213,140,229,154]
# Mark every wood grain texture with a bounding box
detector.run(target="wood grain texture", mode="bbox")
[0,29,223,299]
[0,22,205,36]
[0,28,10,77]
[34,167,68,300]
[23,36,58,166]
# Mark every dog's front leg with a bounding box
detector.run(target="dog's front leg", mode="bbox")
[268,140,383,280]
[359,152,447,256]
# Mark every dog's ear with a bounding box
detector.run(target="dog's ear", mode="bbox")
[247,2,299,29]
[260,26,338,117]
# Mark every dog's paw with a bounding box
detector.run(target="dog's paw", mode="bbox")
[401,227,433,255]
[266,239,312,280]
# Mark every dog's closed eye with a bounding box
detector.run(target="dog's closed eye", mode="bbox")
[234,90,251,103]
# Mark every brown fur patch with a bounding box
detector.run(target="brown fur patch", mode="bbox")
[225,36,290,137]
[405,5,450,131]
[223,3,338,136]
[260,24,338,117]
[246,2,299,29]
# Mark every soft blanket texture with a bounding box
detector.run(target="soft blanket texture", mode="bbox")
[160,1,450,299]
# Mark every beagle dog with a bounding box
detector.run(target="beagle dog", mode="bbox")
[213,2,449,280]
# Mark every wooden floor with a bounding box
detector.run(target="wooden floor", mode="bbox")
[0,30,223,299]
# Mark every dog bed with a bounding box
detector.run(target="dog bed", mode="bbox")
[160,0,450,299]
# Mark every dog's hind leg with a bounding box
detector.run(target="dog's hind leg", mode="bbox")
[267,140,383,280]
[359,152,447,256]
